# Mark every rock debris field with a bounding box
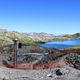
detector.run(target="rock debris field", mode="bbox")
[0,65,80,80]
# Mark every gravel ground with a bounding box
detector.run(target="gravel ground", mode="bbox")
[0,65,80,80]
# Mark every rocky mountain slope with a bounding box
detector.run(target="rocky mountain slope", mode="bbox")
[0,29,80,46]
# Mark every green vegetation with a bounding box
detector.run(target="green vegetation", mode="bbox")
[66,46,80,50]
[71,46,80,49]
[0,29,80,47]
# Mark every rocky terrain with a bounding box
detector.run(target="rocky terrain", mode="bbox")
[0,47,79,80]
[0,65,80,80]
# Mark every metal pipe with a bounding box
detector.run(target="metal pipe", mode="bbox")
[14,39,19,68]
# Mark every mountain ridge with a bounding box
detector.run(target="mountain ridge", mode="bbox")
[0,29,80,46]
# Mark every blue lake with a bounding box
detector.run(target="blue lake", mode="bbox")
[40,40,80,50]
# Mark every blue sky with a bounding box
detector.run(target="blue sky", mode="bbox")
[0,0,80,35]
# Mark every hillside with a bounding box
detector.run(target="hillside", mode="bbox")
[0,29,80,46]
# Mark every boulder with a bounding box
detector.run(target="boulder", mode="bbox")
[56,69,63,76]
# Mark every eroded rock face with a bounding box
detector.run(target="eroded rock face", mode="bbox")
[65,53,80,70]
